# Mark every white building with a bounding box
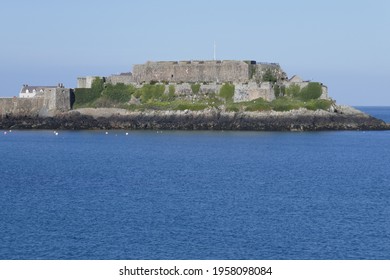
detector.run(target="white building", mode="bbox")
[19,84,64,98]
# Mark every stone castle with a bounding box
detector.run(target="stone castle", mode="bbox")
[78,60,328,102]
[1,59,328,117]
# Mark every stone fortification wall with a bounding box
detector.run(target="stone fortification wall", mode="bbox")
[234,82,275,102]
[106,73,133,85]
[77,76,100,88]
[132,60,250,83]
[41,88,73,116]
[167,83,222,97]
[0,97,44,117]
[0,88,73,117]
[159,82,274,102]
[252,63,287,82]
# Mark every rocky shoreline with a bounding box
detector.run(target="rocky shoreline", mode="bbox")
[0,106,388,131]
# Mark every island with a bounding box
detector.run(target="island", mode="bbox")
[0,60,388,131]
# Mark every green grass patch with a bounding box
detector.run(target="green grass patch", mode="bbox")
[304,99,332,110]
[219,83,235,102]
[191,83,201,94]
[226,103,240,112]
[102,83,136,103]
[242,98,271,111]
[134,84,166,103]
[271,97,303,111]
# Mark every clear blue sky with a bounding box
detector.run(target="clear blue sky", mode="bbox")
[1,0,389,105]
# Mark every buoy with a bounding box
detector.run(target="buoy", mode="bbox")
[105,132,108,135]
[55,132,59,136]
[125,132,129,136]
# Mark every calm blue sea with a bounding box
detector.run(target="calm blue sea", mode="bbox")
[1,107,390,260]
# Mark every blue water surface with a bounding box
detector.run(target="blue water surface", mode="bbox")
[0,107,390,260]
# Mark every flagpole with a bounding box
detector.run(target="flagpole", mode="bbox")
[213,41,216,61]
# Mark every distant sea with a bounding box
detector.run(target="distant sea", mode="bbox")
[356,106,390,123]
[1,107,389,260]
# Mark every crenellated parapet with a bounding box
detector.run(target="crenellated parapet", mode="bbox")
[130,60,287,84]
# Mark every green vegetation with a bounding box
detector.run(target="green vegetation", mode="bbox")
[299,82,323,101]
[74,80,331,112]
[285,84,301,98]
[102,83,135,103]
[262,69,277,83]
[167,85,176,101]
[242,98,271,111]
[125,100,208,111]
[235,97,332,112]
[285,82,322,101]
[248,64,256,79]
[134,84,166,102]
[271,97,303,111]
[219,83,235,102]
[73,78,104,107]
[226,103,240,112]
[169,85,175,95]
[191,83,201,94]
[304,99,333,111]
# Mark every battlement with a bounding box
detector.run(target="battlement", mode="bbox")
[130,60,287,84]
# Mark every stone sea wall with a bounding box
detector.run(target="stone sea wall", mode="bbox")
[0,88,73,117]
[0,97,44,117]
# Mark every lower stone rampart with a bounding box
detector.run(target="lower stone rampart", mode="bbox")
[234,82,275,102]
[0,88,73,117]
[106,74,133,85]
[0,97,44,117]
[110,81,276,101]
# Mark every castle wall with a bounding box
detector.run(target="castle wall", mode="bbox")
[0,97,44,117]
[0,88,72,117]
[158,82,275,102]
[132,60,250,83]
[252,63,287,82]
[77,76,99,88]
[167,83,222,97]
[234,82,275,102]
[44,88,72,115]
[106,74,134,85]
